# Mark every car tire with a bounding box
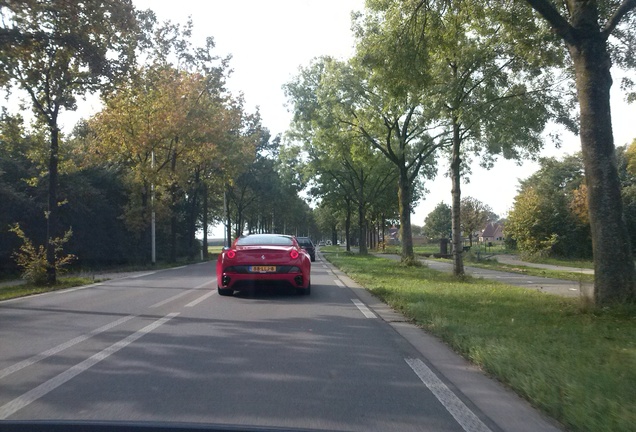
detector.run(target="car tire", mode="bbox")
[217,286,233,296]
[311,255,315,262]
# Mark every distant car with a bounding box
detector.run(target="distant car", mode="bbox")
[295,237,316,262]
[318,241,325,246]
[216,234,311,296]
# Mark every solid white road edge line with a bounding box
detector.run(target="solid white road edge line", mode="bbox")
[405,358,492,432]
[351,299,376,318]
[0,315,136,381]
[0,312,180,420]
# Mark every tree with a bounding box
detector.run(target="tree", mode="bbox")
[460,197,492,247]
[87,65,234,260]
[423,202,452,240]
[626,138,636,177]
[505,154,592,258]
[0,111,44,273]
[506,188,560,258]
[286,57,440,261]
[0,0,138,283]
[360,0,571,275]
[83,11,247,261]
[522,0,636,304]
[295,111,398,255]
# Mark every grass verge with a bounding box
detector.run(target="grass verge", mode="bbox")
[373,248,594,283]
[325,252,635,432]
[0,277,97,301]
[1,258,216,302]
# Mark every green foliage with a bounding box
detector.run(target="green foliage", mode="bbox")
[355,0,576,273]
[626,139,636,178]
[422,202,452,239]
[460,197,492,245]
[9,223,75,285]
[327,253,636,432]
[1,0,139,282]
[0,277,95,301]
[506,154,592,259]
[523,0,636,305]
[622,184,636,250]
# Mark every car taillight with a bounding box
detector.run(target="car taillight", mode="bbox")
[290,249,299,259]
[227,250,236,259]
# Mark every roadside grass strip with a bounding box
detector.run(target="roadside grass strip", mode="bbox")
[325,253,636,432]
[0,277,96,301]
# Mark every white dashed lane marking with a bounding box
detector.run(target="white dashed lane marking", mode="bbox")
[351,299,376,318]
[0,313,180,419]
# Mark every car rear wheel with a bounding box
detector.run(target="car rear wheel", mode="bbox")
[217,286,233,296]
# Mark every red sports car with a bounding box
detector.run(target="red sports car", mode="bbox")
[216,234,312,296]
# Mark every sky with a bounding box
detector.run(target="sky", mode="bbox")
[74,0,636,235]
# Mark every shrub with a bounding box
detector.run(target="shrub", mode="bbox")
[9,223,76,285]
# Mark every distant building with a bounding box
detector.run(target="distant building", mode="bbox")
[479,222,504,243]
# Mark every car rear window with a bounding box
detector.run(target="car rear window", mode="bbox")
[297,238,313,246]
[236,235,294,246]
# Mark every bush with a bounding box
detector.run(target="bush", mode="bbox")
[9,223,75,285]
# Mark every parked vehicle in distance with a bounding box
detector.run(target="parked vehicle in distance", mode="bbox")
[295,236,316,262]
[216,234,311,296]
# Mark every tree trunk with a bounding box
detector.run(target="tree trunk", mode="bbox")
[398,167,414,260]
[332,225,338,249]
[358,205,367,254]
[381,213,386,251]
[225,187,232,247]
[45,126,59,285]
[187,182,199,261]
[451,117,464,276]
[169,150,178,263]
[170,210,177,263]
[236,206,244,239]
[345,198,352,252]
[568,29,635,304]
[202,183,208,260]
[358,181,367,255]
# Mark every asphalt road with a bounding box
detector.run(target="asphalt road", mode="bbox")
[0,256,561,431]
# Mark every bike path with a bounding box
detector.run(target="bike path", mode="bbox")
[494,254,594,274]
[375,253,591,298]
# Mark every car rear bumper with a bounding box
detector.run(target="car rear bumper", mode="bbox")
[220,271,309,290]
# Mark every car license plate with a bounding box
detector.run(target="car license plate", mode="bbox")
[250,266,276,273]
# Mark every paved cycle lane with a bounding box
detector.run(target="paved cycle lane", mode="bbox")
[374,253,591,298]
